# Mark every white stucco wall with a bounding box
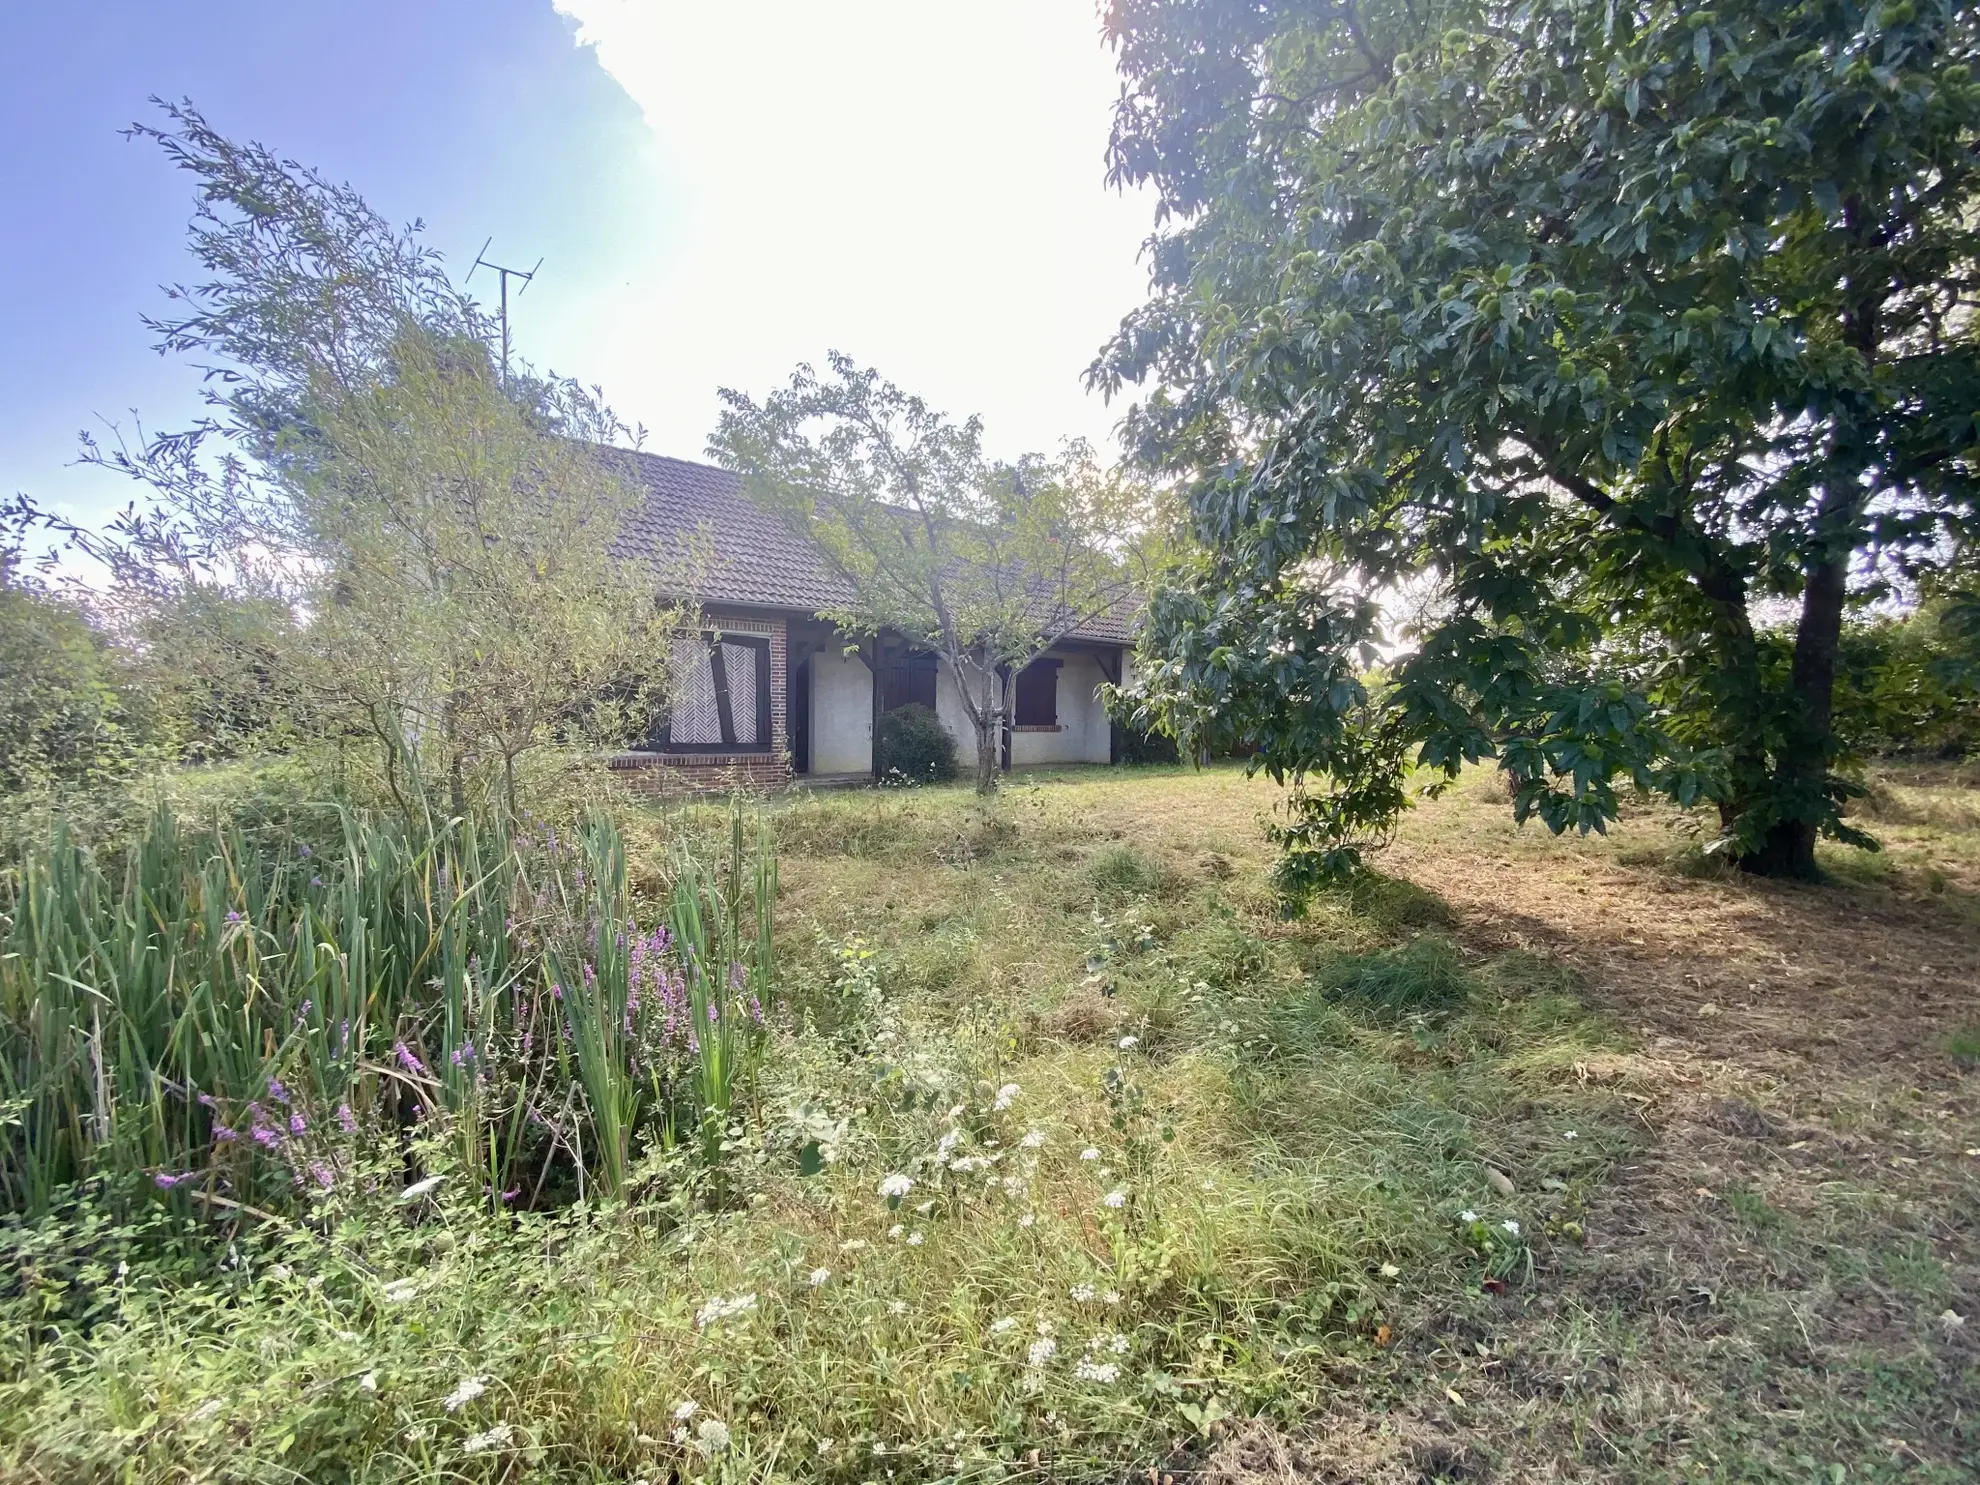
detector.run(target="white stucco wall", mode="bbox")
[810,647,873,774]
[933,660,989,771]
[811,643,1123,777]
[1008,650,1112,767]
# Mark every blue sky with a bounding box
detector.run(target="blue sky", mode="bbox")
[2,2,1152,534]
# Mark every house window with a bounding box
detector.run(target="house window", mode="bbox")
[877,651,939,713]
[1013,658,1060,727]
[654,631,773,751]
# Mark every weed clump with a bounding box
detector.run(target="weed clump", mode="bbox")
[1088,844,1174,899]
[1317,934,1475,1015]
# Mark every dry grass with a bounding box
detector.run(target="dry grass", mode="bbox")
[773,760,1980,1481]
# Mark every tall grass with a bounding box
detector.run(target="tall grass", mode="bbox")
[0,798,779,1216]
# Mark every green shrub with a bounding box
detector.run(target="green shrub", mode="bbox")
[1110,717,1180,765]
[875,702,958,784]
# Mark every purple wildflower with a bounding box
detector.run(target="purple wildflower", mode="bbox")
[197,1092,217,1110]
[338,1102,357,1133]
[707,1000,720,1024]
[226,910,243,923]
[289,1113,307,1135]
[551,982,563,1001]
[298,843,311,859]
[501,1187,520,1203]
[451,1040,476,1067]
[267,1078,289,1104]
[310,875,322,888]
[309,1160,335,1189]
[154,1171,189,1189]
[394,1041,428,1075]
[748,994,764,1024]
[214,1126,239,1143]
[252,1124,282,1149]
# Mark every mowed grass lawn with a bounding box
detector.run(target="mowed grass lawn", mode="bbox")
[6,764,1975,1482]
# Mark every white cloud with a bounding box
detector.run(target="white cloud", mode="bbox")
[550,0,1154,462]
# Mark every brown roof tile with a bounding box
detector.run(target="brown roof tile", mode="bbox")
[615,450,1135,645]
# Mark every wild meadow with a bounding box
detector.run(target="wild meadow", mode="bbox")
[9,762,1969,1482]
[0,767,1622,1481]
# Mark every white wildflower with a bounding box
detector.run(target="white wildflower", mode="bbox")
[381,1278,419,1303]
[1117,1036,1139,1051]
[993,1083,1021,1111]
[442,1375,488,1412]
[934,1129,963,1162]
[1102,1189,1128,1209]
[1036,1317,1056,1335]
[888,1299,908,1316]
[269,1263,292,1281]
[1027,1337,1059,1367]
[694,1292,758,1329]
[1500,1219,1522,1237]
[950,1156,981,1173]
[1108,1332,1131,1355]
[461,1423,513,1454]
[1069,1283,1096,1303]
[673,1399,699,1421]
[1380,1262,1401,1279]
[1079,1147,1101,1161]
[887,1223,906,1239]
[1074,1359,1121,1384]
[399,1174,444,1202]
[809,1267,832,1287]
[1020,1129,1046,1149]
[915,1198,936,1215]
[947,1103,966,1119]
[1101,1290,1122,1306]
[672,1426,689,1444]
[1564,1130,1578,1140]
[1018,1213,1036,1228]
[1459,1209,1479,1223]
[879,1173,914,1199]
[906,1231,925,1246]
[695,1418,731,1456]
[990,1317,1018,1334]
[839,1238,868,1252]
[817,1437,835,1455]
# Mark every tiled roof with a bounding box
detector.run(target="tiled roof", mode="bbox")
[614,450,1137,645]
[615,451,855,614]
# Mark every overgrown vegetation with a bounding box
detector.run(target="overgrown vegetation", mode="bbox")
[0,798,778,1216]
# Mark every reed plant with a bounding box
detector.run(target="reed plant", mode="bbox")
[0,797,780,1217]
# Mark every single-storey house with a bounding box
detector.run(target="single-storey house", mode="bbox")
[606,452,1134,793]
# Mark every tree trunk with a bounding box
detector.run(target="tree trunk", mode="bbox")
[1734,539,1849,879]
[974,719,999,794]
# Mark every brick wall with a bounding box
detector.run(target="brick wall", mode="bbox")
[607,611,793,796]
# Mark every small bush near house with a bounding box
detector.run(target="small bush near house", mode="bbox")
[876,702,958,784]
[1110,716,1180,765]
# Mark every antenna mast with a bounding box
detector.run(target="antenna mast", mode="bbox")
[467,239,543,387]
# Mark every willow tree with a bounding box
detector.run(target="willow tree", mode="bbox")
[67,102,680,812]
[711,354,1146,792]
[1096,0,1980,886]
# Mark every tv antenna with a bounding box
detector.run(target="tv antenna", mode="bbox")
[467,239,542,385]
